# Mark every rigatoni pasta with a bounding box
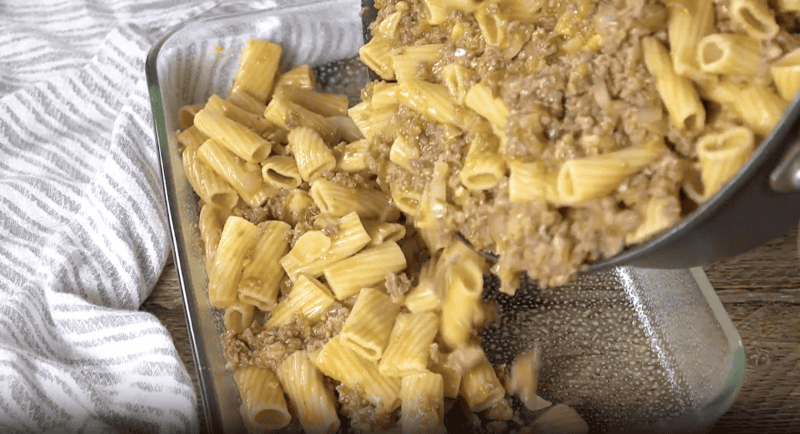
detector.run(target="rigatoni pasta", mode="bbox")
[224,303,255,334]
[193,108,271,163]
[231,39,282,102]
[340,287,400,361]
[181,145,238,210]
[208,216,258,309]
[323,241,407,300]
[379,311,440,377]
[233,365,291,431]
[176,0,800,423]
[771,48,800,101]
[289,126,336,182]
[265,274,336,328]
[642,36,705,131]
[277,351,340,434]
[279,211,371,280]
[195,138,267,207]
[237,220,291,311]
[399,372,446,434]
[316,335,402,413]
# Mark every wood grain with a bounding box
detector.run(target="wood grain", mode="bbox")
[143,226,800,433]
[705,226,800,433]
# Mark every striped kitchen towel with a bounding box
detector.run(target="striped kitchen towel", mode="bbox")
[0,1,294,432]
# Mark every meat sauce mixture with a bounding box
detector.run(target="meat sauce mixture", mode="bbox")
[368,0,800,290]
[220,0,800,432]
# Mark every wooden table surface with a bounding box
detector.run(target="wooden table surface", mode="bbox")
[143,225,800,433]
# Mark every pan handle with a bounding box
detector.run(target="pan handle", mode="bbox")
[770,140,800,192]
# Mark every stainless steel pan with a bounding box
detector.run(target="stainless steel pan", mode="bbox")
[362,0,800,271]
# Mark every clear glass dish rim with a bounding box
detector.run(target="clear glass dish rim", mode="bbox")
[144,3,746,432]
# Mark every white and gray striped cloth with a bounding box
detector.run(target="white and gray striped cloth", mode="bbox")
[0,1,299,432]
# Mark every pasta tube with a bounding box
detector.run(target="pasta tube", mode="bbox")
[227,89,268,116]
[224,303,255,334]
[379,311,440,377]
[771,48,800,101]
[328,116,364,144]
[390,188,422,217]
[626,196,680,244]
[391,44,443,82]
[288,126,336,182]
[275,64,315,90]
[730,0,779,40]
[335,138,370,173]
[439,240,486,349]
[261,155,302,190]
[397,80,462,127]
[231,39,282,102]
[440,63,476,105]
[389,136,420,172]
[316,336,402,413]
[280,211,371,280]
[696,126,756,198]
[265,96,336,143]
[416,160,452,252]
[642,36,705,131]
[348,97,398,142]
[273,85,349,117]
[433,0,481,13]
[310,179,398,221]
[459,133,507,191]
[363,220,406,246]
[178,103,203,130]
[464,81,510,140]
[423,0,447,25]
[506,348,552,412]
[400,372,446,434]
[198,204,225,275]
[278,351,340,434]
[238,220,291,311]
[428,354,461,399]
[668,0,714,78]
[531,404,589,434]
[403,260,443,313]
[555,138,666,204]
[193,108,271,163]
[233,365,291,431]
[323,241,408,300]
[176,125,207,150]
[340,287,401,361]
[475,4,508,48]
[375,6,405,39]
[778,0,800,11]
[508,160,559,203]
[703,79,787,136]
[208,216,258,309]
[697,33,761,75]
[181,144,239,210]
[197,139,273,208]
[265,274,336,328]
[204,94,273,135]
[359,35,396,80]
[459,353,505,412]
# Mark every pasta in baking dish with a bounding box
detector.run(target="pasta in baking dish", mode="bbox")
[174,0,800,431]
[177,38,584,433]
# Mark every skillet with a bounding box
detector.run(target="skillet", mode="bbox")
[360,0,800,271]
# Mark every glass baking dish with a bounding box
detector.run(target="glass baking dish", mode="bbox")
[145,1,745,432]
